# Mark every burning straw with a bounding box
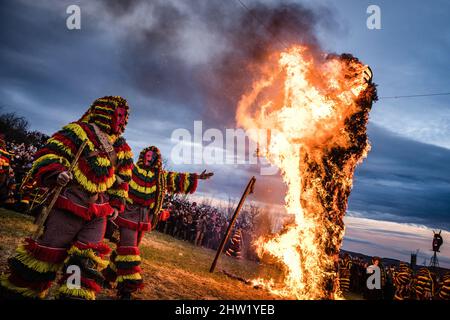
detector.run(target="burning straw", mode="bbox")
[236,45,377,299]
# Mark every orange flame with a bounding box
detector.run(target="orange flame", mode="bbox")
[236,45,376,299]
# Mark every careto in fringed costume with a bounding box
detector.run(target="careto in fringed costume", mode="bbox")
[0,96,133,300]
[103,146,200,298]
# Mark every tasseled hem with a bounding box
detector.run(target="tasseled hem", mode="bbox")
[0,239,66,299]
[68,241,111,269]
[0,275,47,299]
[58,241,112,300]
[58,284,96,300]
[115,246,144,294]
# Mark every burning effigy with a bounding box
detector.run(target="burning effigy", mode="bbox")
[236,45,377,299]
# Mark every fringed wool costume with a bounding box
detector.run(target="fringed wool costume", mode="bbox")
[103,146,201,299]
[412,267,435,300]
[393,263,413,300]
[0,96,133,300]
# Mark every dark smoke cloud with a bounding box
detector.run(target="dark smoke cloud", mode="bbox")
[99,0,337,127]
[199,2,331,126]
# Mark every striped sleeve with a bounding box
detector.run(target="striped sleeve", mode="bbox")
[29,123,85,187]
[164,171,198,194]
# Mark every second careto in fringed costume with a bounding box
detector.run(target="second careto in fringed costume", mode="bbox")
[103,146,213,299]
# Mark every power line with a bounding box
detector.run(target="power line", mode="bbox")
[379,92,450,100]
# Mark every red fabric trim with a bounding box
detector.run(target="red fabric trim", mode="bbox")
[8,273,52,292]
[55,195,114,220]
[115,216,151,232]
[116,266,142,276]
[55,196,90,220]
[88,201,114,218]
[73,241,111,256]
[24,238,67,264]
[117,246,140,256]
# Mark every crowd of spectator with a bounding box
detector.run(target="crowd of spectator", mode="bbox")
[156,195,255,253]
[0,139,45,212]
[6,142,37,183]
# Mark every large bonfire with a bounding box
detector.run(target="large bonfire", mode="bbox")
[236,45,377,299]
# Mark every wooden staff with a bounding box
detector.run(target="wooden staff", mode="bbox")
[209,176,256,273]
[32,139,88,240]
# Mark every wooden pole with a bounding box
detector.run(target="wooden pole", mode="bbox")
[32,139,88,240]
[209,176,256,273]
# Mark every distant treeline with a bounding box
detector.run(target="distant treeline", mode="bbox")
[0,109,49,148]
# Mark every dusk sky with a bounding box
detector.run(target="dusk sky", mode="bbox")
[1,0,449,267]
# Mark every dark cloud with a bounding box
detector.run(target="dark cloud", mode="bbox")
[97,0,335,127]
[348,124,450,229]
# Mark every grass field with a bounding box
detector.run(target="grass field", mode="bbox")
[0,208,362,300]
[0,208,280,299]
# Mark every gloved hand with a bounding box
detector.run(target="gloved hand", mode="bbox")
[56,171,73,187]
[198,170,214,180]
